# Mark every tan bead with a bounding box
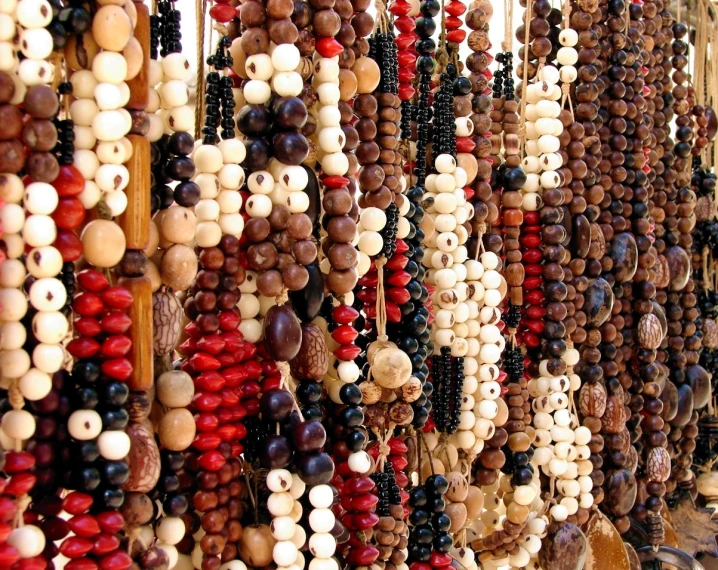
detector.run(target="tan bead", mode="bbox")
[92,5,133,52]
[81,220,126,268]
[158,408,196,451]
[352,57,380,94]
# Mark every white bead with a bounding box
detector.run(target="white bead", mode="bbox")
[18,367,51,401]
[271,516,296,541]
[218,138,246,164]
[272,44,301,72]
[245,54,274,80]
[513,485,536,506]
[357,231,382,256]
[522,534,541,555]
[435,154,456,174]
[31,342,64,373]
[0,322,26,350]
[245,194,273,218]
[273,72,303,97]
[23,215,56,248]
[167,105,194,132]
[308,558,338,570]
[477,400,497,420]
[220,562,248,570]
[1,409,35,440]
[337,360,360,383]
[8,525,45,558]
[559,65,577,83]
[277,166,307,192]
[195,221,222,247]
[0,289,28,321]
[287,191,309,214]
[17,0,52,27]
[161,79,189,108]
[268,492,294,517]
[359,208,386,232]
[96,141,127,164]
[20,27,53,59]
[267,469,294,493]
[309,485,334,508]
[508,547,530,568]
[533,446,553,466]
[538,65,559,85]
[557,46,578,65]
[93,52,127,83]
[574,426,591,446]
[317,83,340,105]
[97,430,131,460]
[320,151,348,176]
[162,53,192,81]
[308,533,336,558]
[559,28,578,46]
[318,126,345,153]
[103,190,128,217]
[348,450,371,473]
[0,204,24,235]
[0,14,15,41]
[318,105,341,127]
[68,409,103,440]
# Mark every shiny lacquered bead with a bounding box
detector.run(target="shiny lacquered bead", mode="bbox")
[62,493,93,515]
[332,305,359,324]
[331,325,358,344]
[77,270,110,292]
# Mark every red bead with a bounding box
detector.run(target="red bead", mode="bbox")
[395,472,409,488]
[350,493,378,511]
[394,239,409,253]
[395,32,418,50]
[193,393,223,413]
[77,270,109,292]
[463,186,474,201]
[74,317,102,337]
[524,263,542,276]
[96,512,124,534]
[525,290,544,305]
[65,560,98,570]
[389,1,411,15]
[398,67,416,83]
[456,137,476,153]
[0,522,11,542]
[525,319,544,334]
[52,165,85,197]
[216,424,238,441]
[189,352,222,372]
[196,372,225,392]
[430,553,453,567]
[195,413,220,433]
[67,514,101,538]
[197,334,226,355]
[5,472,36,495]
[386,287,411,304]
[524,224,540,234]
[410,563,432,570]
[523,276,542,290]
[98,551,133,570]
[197,450,226,471]
[316,37,344,57]
[101,335,132,358]
[60,537,94,559]
[524,212,540,224]
[219,389,240,407]
[397,50,417,67]
[331,324,358,344]
[332,305,359,324]
[446,29,466,42]
[394,16,416,33]
[52,197,85,230]
[399,84,416,100]
[62,493,93,515]
[334,344,361,360]
[321,175,349,189]
[92,534,120,556]
[386,254,409,271]
[0,544,20,568]
[391,456,408,471]
[523,331,541,348]
[73,293,105,317]
[527,306,546,319]
[0,498,16,523]
[4,451,35,473]
[64,336,101,359]
[445,1,466,15]
[523,249,541,263]
[218,311,240,331]
[209,2,237,21]
[520,234,541,248]
[346,476,376,494]
[101,358,133,381]
[100,312,132,334]
[387,271,411,287]
[386,301,401,323]
[346,545,379,565]
[100,286,133,310]
[193,432,222,451]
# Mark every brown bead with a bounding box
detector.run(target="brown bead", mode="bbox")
[26,152,58,183]
[257,269,284,297]
[24,85,59,119]
[0,105,23,140]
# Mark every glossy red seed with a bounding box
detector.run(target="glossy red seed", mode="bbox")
[331,324,358,344]
[77,270,109,292]
[0,545,20,567]
[316,37,344,56]
[334,344,361,361]
[321,175,349,189]
[73,293,104,317]
[388,0,410,15]
[92,534,120,556]
[347,476,376,494]
[524,264,543,276]
[195,413,220,432]
[525,319,545,334]
[0,522,11,542]
[101,335,132,358]
[456,137,476,153]
[96,512,124,534]
[67,514,101,538]
[196,334,226,354]
[6,472,36,495]
[52,197,85,230]
[445,1,466,15]
[527,306,546,319]
[98,551,133,570]
[0,498,17,523]
[101,358,133,381]
[430,553,453,567]
[523,248,541,263]
[193,393,223,413]
[332,304,359,324]
[216,424,238,441]
[67,337,101,359]
[346,545,379,565]
[397,50,416,67]
[195,372,225,392]
[218,311,240,331]
[385,301,401,323]
[399,84,415,100]
[446,29,466,42]
[386,255,409,271]
[65,560,98,570]
[4,451,35,473]
[189,352,222,372]
[386,288,411,304]
[398,67,415,83]
[197,450,226,471]
[193,432,222,451]
[100,286,133,309]
[62,492,93,515]
[60,537,94,559]
[209,2,237,21]
[391,456,408,471]
[410,562,432,570]
[394,239,409,253]
[100,312,132,334]
[350,493,378,511]
[395,33,418,50]
[394,15,415,33]
[53,165,85,197]
[524,212,540,224]
[74,317,102,337]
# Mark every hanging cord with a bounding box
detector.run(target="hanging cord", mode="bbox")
[375,0,390,33]
[194,0,208,140]
[502,0,514,53]
[435,0,450,72]
[518,0,533,157]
